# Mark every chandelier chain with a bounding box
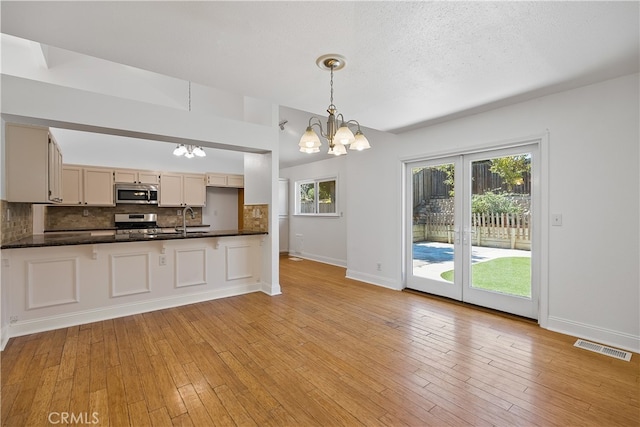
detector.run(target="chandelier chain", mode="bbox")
[330,64,334,107]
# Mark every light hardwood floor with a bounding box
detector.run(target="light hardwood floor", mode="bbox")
[2,257,638,426]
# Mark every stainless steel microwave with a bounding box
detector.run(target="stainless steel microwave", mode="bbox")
[115,184,159,205]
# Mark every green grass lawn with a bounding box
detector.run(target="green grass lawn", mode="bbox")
[441,257,531,297]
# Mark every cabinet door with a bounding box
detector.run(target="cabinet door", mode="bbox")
[138,171,160,185]
[83,168,114,206]
[206,173,227,187]
[61,166,83,205]
[48,139,63,203]
[227,174,244,188]
[114,170,137,183]
[6,123,50,203]
[183,174,206,206]
[160,173,184,206]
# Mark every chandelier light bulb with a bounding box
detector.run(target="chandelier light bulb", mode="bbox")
[334,125,355,145]
[350,131,371,151]
[173,144,187,156]
[333,142,347,155]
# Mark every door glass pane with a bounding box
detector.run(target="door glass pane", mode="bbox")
[411,163,455,283]
[469,154,532,298]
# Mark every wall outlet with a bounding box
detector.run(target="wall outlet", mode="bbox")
[376,263,382,271]
[177,210,182,216]
[9,316,18,324]
[83,209,89,217]
[159,255,166,266]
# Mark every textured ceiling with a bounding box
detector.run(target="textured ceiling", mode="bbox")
[1,1,639,166]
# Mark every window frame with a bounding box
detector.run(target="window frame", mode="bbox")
[294,176,339,217]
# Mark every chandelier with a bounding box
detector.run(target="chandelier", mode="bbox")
[299,54,371,155]
[173,144,206,158]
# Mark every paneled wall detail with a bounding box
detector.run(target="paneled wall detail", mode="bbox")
[2,236,263,342]
[27,257,79,309]
[110,252,151,297]
[226,244,252,281]
[175,247,207,288]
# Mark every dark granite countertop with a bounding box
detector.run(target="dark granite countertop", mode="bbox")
[43,224,212,233]
[1,230,267,249]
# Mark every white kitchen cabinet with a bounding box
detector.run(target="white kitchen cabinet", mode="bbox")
[61,166,83,205]
[206,173,244,188]
[6,123,63,204]
[160,173,205,207]
[61,165,114,206]
[84,168,115,205]
[114,169,160,184]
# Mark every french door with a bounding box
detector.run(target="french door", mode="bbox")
[406,144,539,319]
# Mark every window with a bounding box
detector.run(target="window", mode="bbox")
[296,177,337,215]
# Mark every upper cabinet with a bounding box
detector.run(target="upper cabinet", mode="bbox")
[61,165,114,206]
[206,173,244,188]
[160,173,206,207]
[114,169,160,185]
[6,123,63,204]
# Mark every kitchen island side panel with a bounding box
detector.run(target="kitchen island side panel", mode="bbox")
[1,235,264,342]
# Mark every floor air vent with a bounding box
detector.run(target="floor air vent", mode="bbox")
[574,339,632,361]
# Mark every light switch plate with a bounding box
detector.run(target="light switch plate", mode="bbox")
[552,214,563,226]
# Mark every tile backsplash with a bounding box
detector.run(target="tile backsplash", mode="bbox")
[45,205,203,230]
[1,202,268,245]
[243,204,269,232]
[1,200,34,244]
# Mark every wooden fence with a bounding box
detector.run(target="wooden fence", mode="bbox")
[412,161,531,203]
[413,212,531,250]
[299,201,335,214]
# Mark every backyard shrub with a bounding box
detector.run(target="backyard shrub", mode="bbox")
[472,191,524,214]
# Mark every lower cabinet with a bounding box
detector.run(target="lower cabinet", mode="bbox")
[2,236,264,337]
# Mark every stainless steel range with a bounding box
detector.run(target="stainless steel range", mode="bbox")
[114,213,159,235]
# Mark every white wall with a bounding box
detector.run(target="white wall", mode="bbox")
[281,74,639,352]
[279,156,349,267]
[346,73,638,352]
[202,187,238,230]
[51,128,245,174]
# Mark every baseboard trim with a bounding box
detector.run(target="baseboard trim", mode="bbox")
[261,281,282,296]
[0,325,8,351]
[346,269,401,291]
[289,252,346,268]
[4,284,261,344]
[547,315,639,354]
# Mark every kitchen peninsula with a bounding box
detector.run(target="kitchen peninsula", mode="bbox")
[1,228,268,340]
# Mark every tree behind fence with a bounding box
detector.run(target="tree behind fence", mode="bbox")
[412,161,531,207]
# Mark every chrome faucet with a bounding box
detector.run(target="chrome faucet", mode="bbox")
[182,205,195,237]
